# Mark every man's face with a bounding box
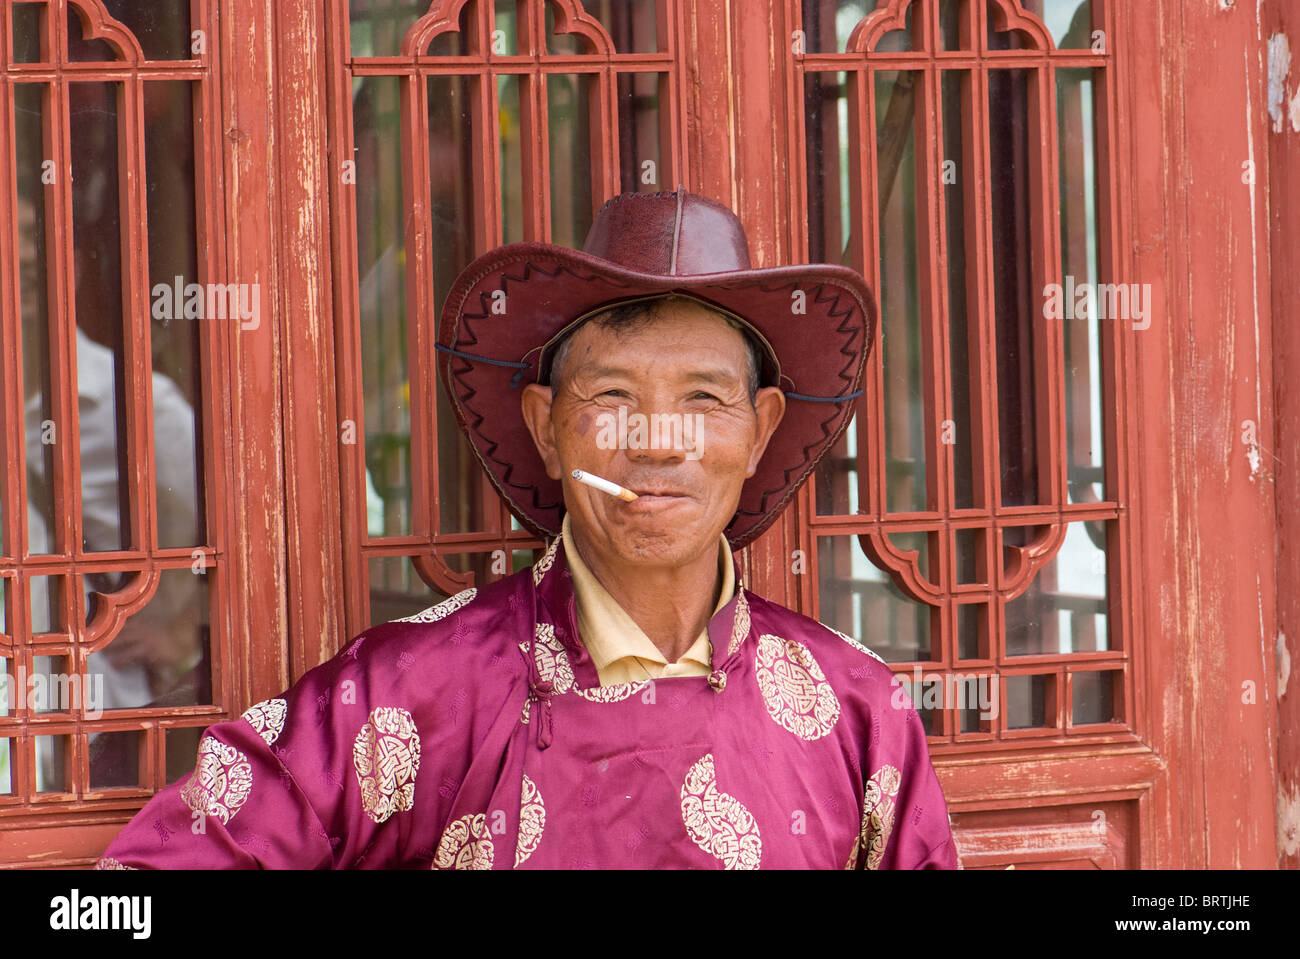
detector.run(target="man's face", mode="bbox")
[521,300,785,572]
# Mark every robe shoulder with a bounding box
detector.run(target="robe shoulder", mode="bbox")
[94,571,536,870]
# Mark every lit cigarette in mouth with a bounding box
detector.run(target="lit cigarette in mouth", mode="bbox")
[571,469,638,502]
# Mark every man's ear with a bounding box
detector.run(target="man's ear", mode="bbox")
[745,386,786,478]
[521,382,563,480]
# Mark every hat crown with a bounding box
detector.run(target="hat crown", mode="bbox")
[580,189,753,276]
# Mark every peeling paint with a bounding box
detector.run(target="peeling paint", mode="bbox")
[1279,781,1300,858]
[1280,632,1292,698]
[1267,32,1292,133]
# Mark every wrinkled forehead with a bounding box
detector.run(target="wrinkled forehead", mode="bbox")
[539,293,778,387]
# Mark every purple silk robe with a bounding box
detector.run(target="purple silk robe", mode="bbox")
[97,536,958,869]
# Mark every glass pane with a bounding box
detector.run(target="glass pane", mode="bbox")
[799,0,881,54]
[145,81,205,548]
[369,556,447,626]
[89,729,142,788]
[875,1,914,52]
[1058,68,1106,504]
[71,82,130,553]
[15,83,56,557]
[97,0,192,60]
[1072,668,1119,725]
[942,70,975,509]
[955,601,987,659]
[818,533,932,662]
[582,0,661,53]
[1021,0,1095,49]
[546,1,592,54]
[1004,521,1108,656]
[67,5,118,61]
[988,68,1038,507]
[617,72,665,193]
[351,0,448,58]
[93,568,212,709]
[31,654,73,713]
[940,0,970,50]
[35,734,70,793]
[987,0,1034,51]
[547,73,594,249]
[493,0,519,55]
[954,528,988,585]
[499,74,525,243]
[0,737,10,794]
[29,575,66,635]
[804,70,852,265]
[166,725,203,785]
[1005,674,1054,729]
[427,74,492,536]
[355,75,412,537]
[876,70,926,514]
[11,0,44,63]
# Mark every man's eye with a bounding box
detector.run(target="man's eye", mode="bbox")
[691,391,721,402]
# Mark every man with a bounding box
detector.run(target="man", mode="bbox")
[96,188,957,869]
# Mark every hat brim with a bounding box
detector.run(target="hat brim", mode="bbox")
[437,242,875,549]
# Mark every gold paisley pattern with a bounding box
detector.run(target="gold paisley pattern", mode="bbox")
[352,706,422,824]
[575,681,651,703]
[180,736,253,825]
[241,697,287,746]
[394,587,477,624]
[827,624,887,665]
[754,633,841,741]
[726,588,751,656]
[434,813,495,869]
[94,857,134,870]
[514,775,546,867]
[532,537,559,586]
[846,764,902,870]
[680,753,762,869]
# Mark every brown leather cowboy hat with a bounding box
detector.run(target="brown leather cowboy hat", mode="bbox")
[436,187,875,549]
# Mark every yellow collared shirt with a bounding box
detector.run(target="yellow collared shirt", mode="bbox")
[561,513,735,686]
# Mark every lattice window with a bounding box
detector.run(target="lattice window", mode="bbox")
[797,0,1130,746]
[0,0,225,826]
[332,0,681,630]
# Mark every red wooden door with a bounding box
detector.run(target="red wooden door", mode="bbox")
[0,0,1282,869]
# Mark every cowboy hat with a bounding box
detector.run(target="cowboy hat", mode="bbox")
[436,186,875,549]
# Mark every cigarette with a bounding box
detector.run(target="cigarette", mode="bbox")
[570,469,638,502]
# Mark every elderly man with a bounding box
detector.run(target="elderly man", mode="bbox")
[96,188,957,869]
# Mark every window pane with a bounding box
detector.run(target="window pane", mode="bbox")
[943,69,976,509]
[582,0,662,53]
[1058,68,1106,504]
[1071,668,1120,725]
[818,533,932,662]
[89,729,142,789]
[350,0,443,58]
[369,556,447,627]
[1004,673,1055,729]
[799,0,882,54]
[988,68,1039,507]
[94,568,212,709]
[547,73,595,248]
[877,70,926,513]
[1004,522,1108,656]
[617,72,665,193]
[1021,0,1095,49]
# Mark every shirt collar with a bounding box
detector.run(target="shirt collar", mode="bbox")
[560,512,735,673]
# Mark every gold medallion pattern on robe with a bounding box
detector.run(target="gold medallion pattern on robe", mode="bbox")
[434,812,495,869]
[241,697,287,746]
[394,587,478,624]
[526,623,576,693]
[845,763,902,870]
[726,588,752,656]
[352,706,422,823]
[680,753,762,869]
[532,537,559,586]
[754,633,841,740]
[94,857,134,870]
[180,736,253,825]
[575,680,650,703]
[514,774,546,867]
